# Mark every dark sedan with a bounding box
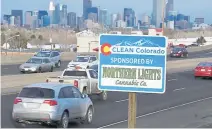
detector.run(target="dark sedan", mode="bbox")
[170,47,188,58]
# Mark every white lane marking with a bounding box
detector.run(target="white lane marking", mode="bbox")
[97,96,212,129]
[168,79,177,81]
[4,68,8,69]
[115,99,128,103]
[173,87,186,92]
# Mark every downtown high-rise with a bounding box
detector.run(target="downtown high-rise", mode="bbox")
[152,0,166,28]
[83,0,92,20]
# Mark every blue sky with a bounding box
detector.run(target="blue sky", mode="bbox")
[1,0,212,23]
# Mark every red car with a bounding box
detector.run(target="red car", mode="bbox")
[194,62,212,78]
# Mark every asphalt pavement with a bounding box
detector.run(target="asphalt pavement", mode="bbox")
[1,48,212,76]
[1,70,212,128]
[103,98,212,128]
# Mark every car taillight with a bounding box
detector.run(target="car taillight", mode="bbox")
[74,80,78,88]
[43,100,57,106]
[46,79,49,83]
[14,98,22,104]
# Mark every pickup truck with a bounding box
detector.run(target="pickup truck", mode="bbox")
[46,67,107,101]
[67,55,97,69]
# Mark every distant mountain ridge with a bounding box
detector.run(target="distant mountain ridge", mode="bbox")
[114,38,161,47]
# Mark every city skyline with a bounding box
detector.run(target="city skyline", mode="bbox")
[1,0,212,24]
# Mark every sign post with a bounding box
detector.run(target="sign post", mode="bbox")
[128,92,136,128]
[98,34,167,128]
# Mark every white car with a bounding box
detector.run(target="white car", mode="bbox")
[46,67,107,101]
[67,55,97,69]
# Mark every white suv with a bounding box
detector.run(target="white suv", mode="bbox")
[34,51,61,68]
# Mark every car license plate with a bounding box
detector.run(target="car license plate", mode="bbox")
[201,69,205,71]
[25,103,40,109]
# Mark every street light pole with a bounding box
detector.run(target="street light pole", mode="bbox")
[162,0,166,36]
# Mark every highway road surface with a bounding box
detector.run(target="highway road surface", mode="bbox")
[1,70,212,128]
[101,98,212,128]
[1,49,212,76]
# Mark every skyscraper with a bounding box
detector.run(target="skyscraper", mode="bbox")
[11,10,23,26]
[49,1,55,25]
[42,15,50,27]
[25,11,33,27]
[123,8,135,27]
[3,15,11,24]
[59,5,68,26]
[87,7,98,22]
[38,11,48,27]
[83,0,92,20]
[67,12,77,28]
[111,13,118,28]
[77,16,84,29]
[152,0,166,28]
[165,0,174,20]
[10,16,15,26]
[32,11,39,28]
[99,9,108,26]
[54,3,62,24]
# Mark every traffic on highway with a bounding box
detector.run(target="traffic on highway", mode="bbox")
[1,39,212,128]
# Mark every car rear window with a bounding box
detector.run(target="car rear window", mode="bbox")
[63,71,87,77]
[35,52,51,57]
[173,48,183,51]
[198,63,212,66]
[18,87,55,98]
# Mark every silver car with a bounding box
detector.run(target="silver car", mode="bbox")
[34,50,61,68]
[19,57,54,73]
[12,83,94,128]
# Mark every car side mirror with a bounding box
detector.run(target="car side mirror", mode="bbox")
[82,94,88,99]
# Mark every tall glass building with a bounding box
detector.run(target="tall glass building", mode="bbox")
[11,10,23,26]
[152,0,166,28]
[54,3,62,24]
[42,15,50,27]
[83,0,92,20]
[99,9,108,26]
[3,15,11,24]
[67,12,77,28]
[87,7,98,22]
[123,8,135,27]
[60,5,67,26]
[49,1,55,25]
[165,0,174,20]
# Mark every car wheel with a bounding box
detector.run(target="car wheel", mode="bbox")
[20,71,25,74]
[82,87,87,94]
[99,91,107,101]
[38,67,42,73]
[50,66,53,72]
[56,61,61,68]
[57,111,69,128]
[83,106,93,124]
[194,76,199,79]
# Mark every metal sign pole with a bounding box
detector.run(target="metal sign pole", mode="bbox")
[128,92,137,128]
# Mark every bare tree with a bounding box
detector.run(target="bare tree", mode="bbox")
[1,33,6,45]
